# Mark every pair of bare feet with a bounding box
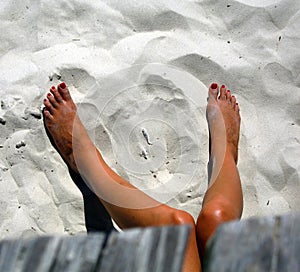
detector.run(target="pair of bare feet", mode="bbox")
[43,82,240,174]
[43,82,241,271]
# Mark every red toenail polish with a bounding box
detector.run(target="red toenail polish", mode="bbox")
[51,86,55,90]
[227,90,231,92]
[221,85,226,89]
[47,93,51,97]
[211,83,218,89]
[44,99,47,102]
[60,82,66,89]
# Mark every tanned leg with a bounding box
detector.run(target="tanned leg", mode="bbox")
[43,82,201,272]
[196,83,243,259]
[69,168,117,233]
[43,102,116,234]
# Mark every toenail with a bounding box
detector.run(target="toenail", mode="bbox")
[211,83,218,89]
[227,90,231,93]
[47,93,51,97]
[60,82,66,89]
[44,99,47,102]
[51,86,55,90]
[221,85,226,89]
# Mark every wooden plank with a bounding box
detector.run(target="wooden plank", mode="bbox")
[0,236,61,272]
[0,226,190,272]
[98,225,191,272]
[276,214,300,272]
[50,234,105,272]
[21,236,62,272]
[0,239,28,272]
[204,213,300,272]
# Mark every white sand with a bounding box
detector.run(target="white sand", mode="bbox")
[0,0,299,239]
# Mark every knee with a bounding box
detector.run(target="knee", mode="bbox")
[197,206,227,229]
[196,199,240,255]
[197,202,240,225]
[172,210,195,227]
[197,197,241,228]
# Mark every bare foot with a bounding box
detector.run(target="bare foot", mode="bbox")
[43,82,89,173]
[207,83,240,164]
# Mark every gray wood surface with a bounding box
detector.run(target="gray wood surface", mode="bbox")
[99,225,190,272]
[204,213,300,272]
[0,225,190,272]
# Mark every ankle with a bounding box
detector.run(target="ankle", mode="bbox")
[226,144,238,164]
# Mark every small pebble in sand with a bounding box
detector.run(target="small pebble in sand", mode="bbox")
[16,141,26,149]
[140,149,148,160]
[30,111,42,119]
[142,128,152,145]
[0,117,6,125]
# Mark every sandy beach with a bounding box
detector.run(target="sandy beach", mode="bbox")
[0,0,299,239]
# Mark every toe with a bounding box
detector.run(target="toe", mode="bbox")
[50,86,63,103]
[226,90,231,101]
[219,85,227,100]
[43,109,53,120]
[57,82,71,101]
[43,98,54,114]
[208,83,219,100]
[47,93,58,108]
[231,95,237,107]
[235,102,240,112]
[231,95,236,106]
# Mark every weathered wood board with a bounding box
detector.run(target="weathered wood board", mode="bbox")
[204,213,300,272]
[0,225,190,272]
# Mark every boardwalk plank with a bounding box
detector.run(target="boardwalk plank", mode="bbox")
[98,225,190,272]
[51,234,105,272]
[0,226,190,272]
[204,213,300,272]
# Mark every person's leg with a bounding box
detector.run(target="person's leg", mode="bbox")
[196,83,243,258]
[69,168,117,233]
[43,83,201,271]
[43,108,116,234]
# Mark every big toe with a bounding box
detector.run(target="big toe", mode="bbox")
[57,82,71,101]
[208,83,219,100]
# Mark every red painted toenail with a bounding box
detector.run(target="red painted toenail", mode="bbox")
[227,90,231,92]
[51,86,55,90]
[211,83,218,89]
[60,82,66,89]
[44,99,47,102]
[221,85,226,89]
[47,93,51,97]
